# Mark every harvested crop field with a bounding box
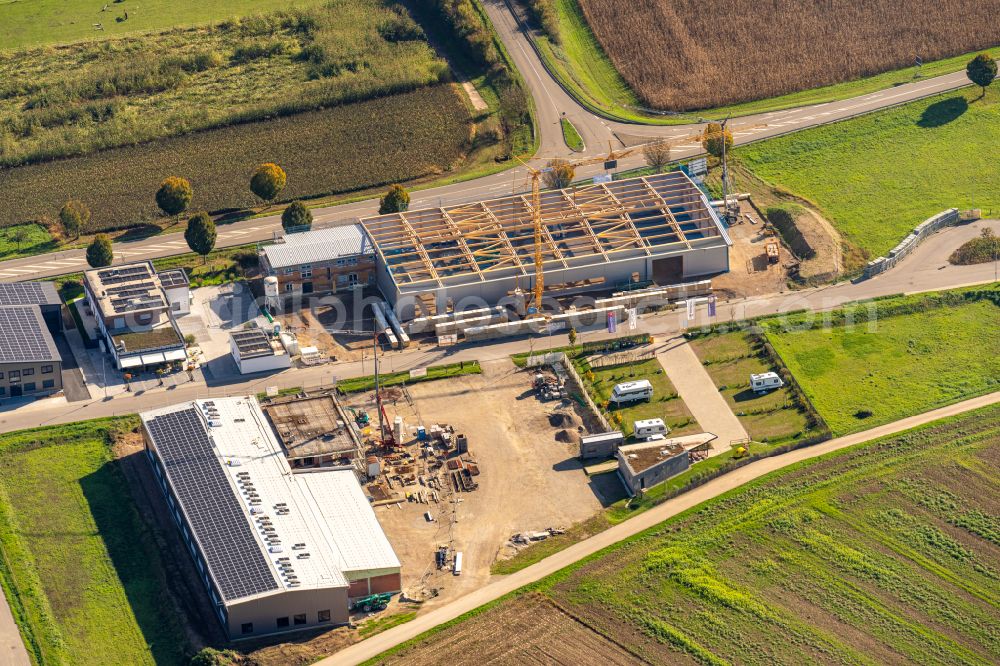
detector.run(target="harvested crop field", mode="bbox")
[382,405,1000,664]
[379,593,642,665]
[0,85,471,230]
[576,0,1000,109]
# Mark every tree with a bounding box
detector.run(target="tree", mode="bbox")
[155,176,193,224]
[542,158,574,189]
[642,139,672,172]
[378,184,410,214]
[966,53,997,98]
[8,226,29,251]
[568,327,577,346]
[184,211,217,263]
[250,163,287,206]
[86,234,114,268]
[281,201,313,232]
[701,122,733,159]
[58,199,90,239]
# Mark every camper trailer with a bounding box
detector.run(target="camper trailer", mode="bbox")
[610,380,654,405]
[750,372,784,393]
[633,418,669,440]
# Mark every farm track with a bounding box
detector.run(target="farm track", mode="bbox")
[327,391,1000,665]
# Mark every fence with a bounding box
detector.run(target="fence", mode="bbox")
[862,209,959,279]
[526,352,611,432]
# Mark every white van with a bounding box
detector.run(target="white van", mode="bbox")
[453,551,463,576]
[610,380,653,405]
[634,418,668,440]
[750,372,784,393]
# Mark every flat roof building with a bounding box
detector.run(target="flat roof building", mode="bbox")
[262,394,358,469]
[0,305,63,399]
[140,397,400,639]
[362,171,731,317]
[229,324,290,375]
[83,262,188,369]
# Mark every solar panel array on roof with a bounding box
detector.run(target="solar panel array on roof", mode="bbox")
[158,270,189,288]
[0,306,60,363]
[145,408,279,601]
[0,282,60,307]
[231,327,274,359]
[96,265,152,285]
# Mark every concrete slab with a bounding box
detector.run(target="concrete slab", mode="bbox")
[656,337,748,453]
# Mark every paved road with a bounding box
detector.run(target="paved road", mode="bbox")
[0,0,982,283]
[326,390,1000,665]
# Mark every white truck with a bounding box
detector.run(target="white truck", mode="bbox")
[633,418,668,440]
[610,380,653,405]
[750,372,784,393]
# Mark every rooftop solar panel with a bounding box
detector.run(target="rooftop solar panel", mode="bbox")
[0,282,60,307]
[145,408,279,601]
[0,306,60,363]
[96,265,152,285]
[231,327,274,359]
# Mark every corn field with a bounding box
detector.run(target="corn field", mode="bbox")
[577,0,1000,110]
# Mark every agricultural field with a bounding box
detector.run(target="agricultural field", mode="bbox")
[0,418,189,665]
[571,0,1000,111]
[379,405,1000,665]
[574,356,700,437]
[687,331,823,444]
[0,0,328,49]
[765,291,1000,435]
[1,85,472,230]
[737,87,1000,259]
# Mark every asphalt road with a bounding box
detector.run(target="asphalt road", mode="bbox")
[325,390,1000,665]
[0,0,982,283]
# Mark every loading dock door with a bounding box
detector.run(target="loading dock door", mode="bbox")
[652,256,683,284]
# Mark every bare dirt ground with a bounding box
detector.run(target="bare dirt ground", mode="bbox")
[712,206,792,298]
[381,593,646,665]
[794,209,843,281]
[344,360,605,610]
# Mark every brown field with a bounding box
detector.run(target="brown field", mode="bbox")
[0,84,471,231]
[379,593,644,665]
[576,0,1000,109]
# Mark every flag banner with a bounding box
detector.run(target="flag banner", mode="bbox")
[627,308,637,330]
[708,295,717,317]
[607,311,617,333]
[687,299,696,320]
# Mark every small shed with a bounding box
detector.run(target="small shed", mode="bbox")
[580,431,624,459]
[229,323,290,374]
[617,440,690,496]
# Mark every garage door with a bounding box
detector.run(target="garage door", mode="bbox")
[652,256,683,284]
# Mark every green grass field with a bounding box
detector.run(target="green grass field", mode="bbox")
[0,223,56,260]
[377,405,1000,665]
[688,331,819,444]
[0,418,188,665]
[528,0,994,124]
[0,0,328,49]
[738,87,1000,259]
[574,357,700,437]
[766,295,1000,435]
[560,117,584,152]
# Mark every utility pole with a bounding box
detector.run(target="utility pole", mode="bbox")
[720,115,732,224]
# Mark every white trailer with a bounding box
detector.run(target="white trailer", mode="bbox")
[633,418,668,440]
[453,551,463,576]
[750,372,784,393]
[610,380,653,405]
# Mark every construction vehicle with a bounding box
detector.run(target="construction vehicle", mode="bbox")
[352,409,371,427]
[351,593,393,613]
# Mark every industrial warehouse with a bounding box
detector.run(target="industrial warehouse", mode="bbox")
[361,171,730,317]
[140,397,401,639]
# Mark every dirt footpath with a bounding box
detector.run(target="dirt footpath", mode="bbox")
[367,360,604,609]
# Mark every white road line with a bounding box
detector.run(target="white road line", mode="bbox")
[0,268,40,274]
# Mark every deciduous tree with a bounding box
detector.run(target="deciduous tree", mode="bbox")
[86,234,114,268]
[542,158,574,189]
[184,211,217,263]
[642,139,672,172]
[701,123,733,159]
[378,184,410,214]
[281,201,313,232]
[967,53,997,98]
[59,199,90,239]
[250,163,287,207]
[155,176,193,224]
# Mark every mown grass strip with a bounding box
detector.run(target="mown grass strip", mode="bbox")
[336,361,482,394]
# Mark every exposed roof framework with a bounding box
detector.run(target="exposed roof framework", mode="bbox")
[361,172,722,287]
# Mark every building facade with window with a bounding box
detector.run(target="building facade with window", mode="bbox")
[140,397,401,639]
[0,306,63,399]
[83,262,189,370]
[259,225,376,298]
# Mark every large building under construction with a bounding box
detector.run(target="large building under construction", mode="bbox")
[361,171,730,316]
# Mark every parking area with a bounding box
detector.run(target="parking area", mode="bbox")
[177,282,262,380]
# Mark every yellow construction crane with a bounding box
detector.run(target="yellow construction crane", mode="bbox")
[515,123,766,316]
